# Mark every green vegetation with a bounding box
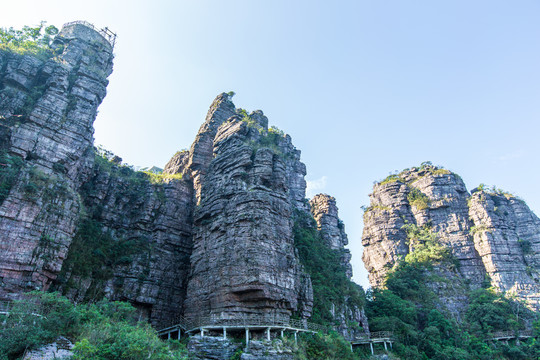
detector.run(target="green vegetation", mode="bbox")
[366,224,539,360]
[518,239,533,255]
[378,162,453,186]
[0,150,23,205]
[488,186,516,199]
[291,332,357,360]
[378,174,403,186]
[57,218,149,300]
[95,146,182,185]
[401,223,457,267]
[143,171,183,184]
[368,280,539,359]
[470,225,492,236]
[407,187,430,210]
[363,222,540,359]
[293,210,365,326]
[0,22,60,61]
[0,292,187,360]
[474,184,518,201]
[244,123,291,160]
[238,108,264,134]
[57,147,166,299]
[93,146,147,185]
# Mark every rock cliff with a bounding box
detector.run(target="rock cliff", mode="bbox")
[362,163,540,311]
[0,22,364,342]
[54,157,194,327]
[0,23,113,298]
[183,99,313,323]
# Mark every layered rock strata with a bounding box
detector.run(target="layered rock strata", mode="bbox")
[468,189,540,306]
[0,21,364,338]
[183,101,313,323]
[0,23,113,297]
[362,164,540,310]
[56,162,194,327]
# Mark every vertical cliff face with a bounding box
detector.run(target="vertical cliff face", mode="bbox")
[469,189,540,307]
[183,101,313,322]
[362,164,540,311]
[54,158,194,327]
[0,23,113,297]
[185,94,237,204]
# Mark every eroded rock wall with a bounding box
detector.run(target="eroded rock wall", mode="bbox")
[55,160,194,328]
[184,104,313,322]
[469,190,540,307]
[0,23,113,297]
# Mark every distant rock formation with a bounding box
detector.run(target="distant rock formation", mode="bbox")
[362,164,540,312]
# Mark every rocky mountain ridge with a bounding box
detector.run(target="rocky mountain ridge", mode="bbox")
[362,163,540,313]
[0,23,363,341]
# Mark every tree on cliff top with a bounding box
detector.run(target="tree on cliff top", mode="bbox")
[0,22,59,60]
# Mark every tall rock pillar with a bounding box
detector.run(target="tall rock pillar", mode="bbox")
[0,22,114,298]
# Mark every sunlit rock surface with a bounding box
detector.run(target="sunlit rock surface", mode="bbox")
[362,165,540,311]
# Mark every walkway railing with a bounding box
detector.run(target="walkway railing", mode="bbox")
[158,315,328,335]
[0,301,11,314]
[353,331,394,343]
[352,331,394,355]
[490,330,534,340]
[0,300,44,324]
[63,20,117,48]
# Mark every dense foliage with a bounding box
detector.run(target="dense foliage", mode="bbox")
[0,292,186,360]
[291,332,357,360]
[366,250,540,359]
[293,210,365,327]
[0,22,59,60]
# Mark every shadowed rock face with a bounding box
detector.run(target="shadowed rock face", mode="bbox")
[56,165,194,328]
[183,107,313,322]
[0,23,113,297]
[362,165,540,311]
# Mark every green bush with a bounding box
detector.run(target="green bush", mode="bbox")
[400,223,457,267]
[293,210,365,326]
[407,187,430,210]
[0,292,80,359]
[0,22,59,61]
[0,292,187,360]
[57,218,149,299]
[366,252,537,360]
[293,332,355,360]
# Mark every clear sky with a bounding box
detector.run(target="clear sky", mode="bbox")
[3,1,540,289]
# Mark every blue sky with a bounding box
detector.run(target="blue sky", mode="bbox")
[3,1,540,289]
